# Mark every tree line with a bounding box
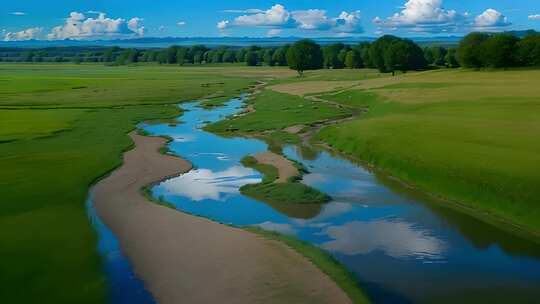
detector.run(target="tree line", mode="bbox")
[1,31,538,74]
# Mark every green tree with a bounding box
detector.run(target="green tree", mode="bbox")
[235,49,247,62]
[356,42,372,68]
[424,47,435,65]
[384,41,409,75]
[322,43,345,68]
[211,50,223,63]
[483,34,519,68]
[286,39,323,76]
[166,46,178,64]
[222,50,236,63]
[336,49,348,69]
[432,47,448,66]
[21,51,35,62]
[193,51,203,64]
[245,51,259,66]
[262,49,275,66]
[116,49,130,65]
[101,47,118,62]
[72,56,82,64]
[176,47,188,65]
[370,36,426,73]
[344,50,360,69]
[445,48,460,68]
[457,32,489,68]
[272,47,288,66]
[369,35,402,72]
[126,49,139,64]
[517,34,540,66]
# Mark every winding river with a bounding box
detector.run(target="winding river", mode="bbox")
[93,95,540,303]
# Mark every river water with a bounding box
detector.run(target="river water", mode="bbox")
[101,96,540,303]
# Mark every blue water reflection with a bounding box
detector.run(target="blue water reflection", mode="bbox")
[143,97,540,304]
[86,197,155,304]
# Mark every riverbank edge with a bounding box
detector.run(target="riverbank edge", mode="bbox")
[91,119,360,303]
[208,82,540,243]
[246,227,370,304]
[304,94,540,244]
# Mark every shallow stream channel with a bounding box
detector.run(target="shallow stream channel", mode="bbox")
[93,95,540,304]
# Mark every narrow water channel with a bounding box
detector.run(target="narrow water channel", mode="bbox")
[95,95,540,304]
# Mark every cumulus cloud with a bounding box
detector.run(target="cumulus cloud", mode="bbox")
[47,12,145,40]
[4,27,42,41]
[528,14,540,21]
[292,9,363,33]
[234,4,292,27]
[474,9,511,30]
[10,12,27,16]
[218,4,363,34]
[374,0,466,33]
[217,20,230,30]
[293,9,332,31]
[177,21,186,26]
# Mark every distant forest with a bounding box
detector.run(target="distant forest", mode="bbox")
[1,31,539,73]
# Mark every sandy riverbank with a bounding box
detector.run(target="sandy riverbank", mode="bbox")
[253,151,299,183]
[92,132,351,304]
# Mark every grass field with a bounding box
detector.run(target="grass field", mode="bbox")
[205,88,351,152]
[0,63,257,303]
[314,69,540,233]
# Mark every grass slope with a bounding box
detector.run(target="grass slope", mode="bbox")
[0,63,255,303]
[316,69,540,233]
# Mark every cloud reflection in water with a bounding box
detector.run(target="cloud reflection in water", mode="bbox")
[321,220,446,261]
[160,166,260,201]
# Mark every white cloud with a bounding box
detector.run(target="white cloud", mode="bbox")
[528,14,540,21]
[218,4,363,34]
[234,4,292,27]
[177,21,186,26]
[293,9,332,31]
[4,27,42,41]
[10,12,27,16]
[374,0,466,33]
[47,11,145,40]
[217,20,230,30]
[334,11,364,33]
[86,10,104,15]
[127,17,145,35]
[474,9,511,30]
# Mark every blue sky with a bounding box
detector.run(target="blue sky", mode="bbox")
[1,0,539,40]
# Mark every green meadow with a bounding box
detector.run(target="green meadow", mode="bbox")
[204,67,540,235]
[315,69,540,233]
[0,63,256,303]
